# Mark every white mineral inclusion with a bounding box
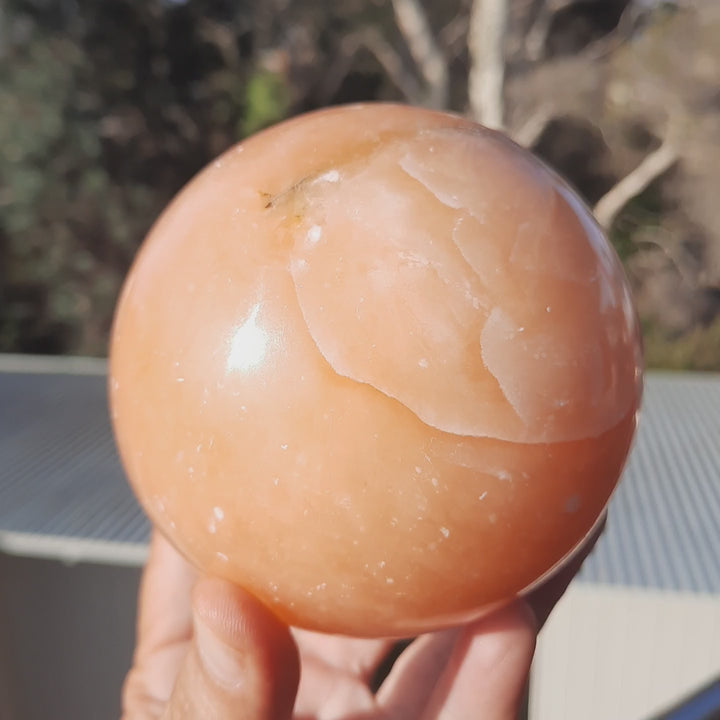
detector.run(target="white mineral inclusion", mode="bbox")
[288,129,638,444]
[226,304,268,373]
[307,225,323,244]
[314,169,341,184]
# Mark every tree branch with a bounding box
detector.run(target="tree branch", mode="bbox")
[439,13,470,59]
[633,231,695,287]
[594,140,678,229]
[467,0,509,129]
[361,28,424,102]
[197,18,241,69]
[391,0,449,108]
[524,0,578,61]
[511,105,553,147]
[318,29,423,105]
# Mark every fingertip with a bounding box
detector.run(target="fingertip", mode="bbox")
[194,577,300,706]
[476,598,538,635]
[460,600,537,672]
[162,578,299,719]
[192,577,294,654]
[421,601,537,720]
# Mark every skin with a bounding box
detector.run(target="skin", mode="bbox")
[122,519,603,720]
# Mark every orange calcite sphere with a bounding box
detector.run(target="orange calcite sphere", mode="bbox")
[110,104,642,637]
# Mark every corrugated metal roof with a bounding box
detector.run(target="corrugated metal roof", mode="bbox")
[0,356,718,591]
[579,371,720,594]
[0,357,149,565]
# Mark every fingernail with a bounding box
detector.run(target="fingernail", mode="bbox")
[194,614,247,691]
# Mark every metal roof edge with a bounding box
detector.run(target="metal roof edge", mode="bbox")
[0,354,108,375]
[0,530,148,567]
[642,368,720,381]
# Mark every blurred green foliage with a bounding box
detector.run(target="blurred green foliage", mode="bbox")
[609,185,665,264]
[0,0,360,355]
[242,69,291,136]
[0,0,256,354]
[643,318,720,372]
[0,28,119,352]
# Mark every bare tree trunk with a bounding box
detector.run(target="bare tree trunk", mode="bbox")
[391,0,449,108]
[468,0,509,129]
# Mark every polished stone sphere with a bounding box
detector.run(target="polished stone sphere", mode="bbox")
[110,104,642,637]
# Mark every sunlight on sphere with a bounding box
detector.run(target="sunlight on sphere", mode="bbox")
[110,104,643,637]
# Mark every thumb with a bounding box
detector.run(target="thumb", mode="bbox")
[162,578,300,720]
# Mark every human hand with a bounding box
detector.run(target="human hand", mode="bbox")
[122,522,603,719]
